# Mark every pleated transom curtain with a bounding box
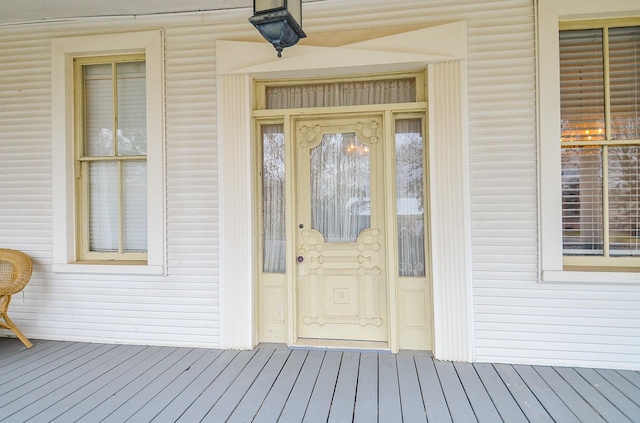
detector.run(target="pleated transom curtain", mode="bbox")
[266,78,416,109]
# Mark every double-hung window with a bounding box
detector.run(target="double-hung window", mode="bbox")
[559,22,640,269]
[52,31,164,274]
[75,56,147,261]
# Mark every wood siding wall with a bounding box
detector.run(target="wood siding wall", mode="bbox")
[0,0,639,369]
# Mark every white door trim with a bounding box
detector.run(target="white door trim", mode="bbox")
[217,22,474,362]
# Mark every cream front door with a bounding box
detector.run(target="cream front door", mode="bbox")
[294,116,388,345]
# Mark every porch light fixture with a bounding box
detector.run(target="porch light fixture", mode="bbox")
[249,0,306,58]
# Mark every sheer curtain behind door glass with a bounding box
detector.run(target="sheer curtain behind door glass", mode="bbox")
[311,133,370,243]
[262,124,286,273]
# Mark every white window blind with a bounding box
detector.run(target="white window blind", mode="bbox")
[560,24,640,262]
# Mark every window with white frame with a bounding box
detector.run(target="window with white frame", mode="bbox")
[51,31,165,274]
[559,22,640,268]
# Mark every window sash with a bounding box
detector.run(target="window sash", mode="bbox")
[560,23,640,266]
[76,56,148,261]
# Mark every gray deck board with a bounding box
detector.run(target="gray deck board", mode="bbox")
[352,352,378,423]
[474,363,529,423]
[327,351,359,423]
[80,346,194,422]
[0,342,96,391]
[0,341,73,380]
[554,366,633,423]
[515,365,583,423]
[278,349,325,422]
[50,345,180,422]
[302,350,341,423]
[436,359,478,422]
[227,347,292,423]
[16,344,147,422]
[397,354,427,423]
[575,368,640,421]
[151,348,237,422]
[454,362,503,423]
[494,364,554,423]
[1,337,639,423]
[0,343,114,420]
[415,354,453,423]
[378,353,402,422]
[174,349,254,422]
[203,347,275,422]
[251,349,308,423]
[597,369,640,407]
[534,366,608,423]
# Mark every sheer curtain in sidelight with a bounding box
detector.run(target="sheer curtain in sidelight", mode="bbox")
[262,124,286,273]
[395,119,426,277]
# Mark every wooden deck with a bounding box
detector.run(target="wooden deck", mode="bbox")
[0,338,639,422]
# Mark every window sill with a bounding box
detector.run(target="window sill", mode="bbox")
[541,269,640,284]
[52,262,165,276]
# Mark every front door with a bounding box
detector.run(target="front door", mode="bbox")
[294,116,388,345]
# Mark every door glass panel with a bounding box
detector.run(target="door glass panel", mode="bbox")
[310,132,370,243]
[262,124,286,273]
[395,119,425,276]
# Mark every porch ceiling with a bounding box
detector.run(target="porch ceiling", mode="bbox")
[0,0,320,25]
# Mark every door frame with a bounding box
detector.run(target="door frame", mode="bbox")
[256,104,433,352]
[217,22,473,361]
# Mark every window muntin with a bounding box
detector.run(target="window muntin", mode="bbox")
[76,56,148,261]
[560,23,640,266]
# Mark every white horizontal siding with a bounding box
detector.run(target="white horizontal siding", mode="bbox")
[0,17,222,347]
[464,1,640,369]
[0,0,639,368]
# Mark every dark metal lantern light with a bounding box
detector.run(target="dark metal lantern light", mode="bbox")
[249,0,306,58]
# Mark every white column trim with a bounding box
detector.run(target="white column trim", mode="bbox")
[217,73,255,349]
[428,61,474,362]
[217,22,474,360]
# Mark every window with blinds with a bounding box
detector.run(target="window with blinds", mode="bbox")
[560,22,640,267]
[75,56,148,261]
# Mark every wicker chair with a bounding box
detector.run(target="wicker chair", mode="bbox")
[0,249,33,348]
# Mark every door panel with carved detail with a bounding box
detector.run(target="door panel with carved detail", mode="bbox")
[295,116,388,343]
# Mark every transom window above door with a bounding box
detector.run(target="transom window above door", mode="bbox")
[254,73,425,110]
